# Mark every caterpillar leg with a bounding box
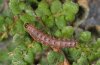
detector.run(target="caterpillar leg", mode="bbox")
[51,46,60,52]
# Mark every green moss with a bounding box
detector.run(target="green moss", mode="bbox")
[23,49,35,64]
[47,51,64,65]
[54,29,62,37]
[42,15,54,28]
[63,1,79,14]
[68,48,81,61]
[9,0,22,15]
[12,60,27,65]
[61,26,74,38]
[50,0,62,14]
[10,19,25,35]
[63,1,79,22]
[31,42,43,53]
[79,31,91,42]
[20,13,36,24]
[0,0,99,65]
[65,13,75,22]
[55,16,66,29]
[77,53,89,65]
[35,1,51,16]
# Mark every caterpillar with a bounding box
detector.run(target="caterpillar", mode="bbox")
[25,23,77,48]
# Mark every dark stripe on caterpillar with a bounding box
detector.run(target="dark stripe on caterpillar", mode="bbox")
[25,23,77,48]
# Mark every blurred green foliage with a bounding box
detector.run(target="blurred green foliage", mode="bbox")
[96,59,100,65]
[0,0,100,65]
[0,0,3,4]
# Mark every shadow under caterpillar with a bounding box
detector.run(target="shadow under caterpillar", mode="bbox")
[25,23,77,48]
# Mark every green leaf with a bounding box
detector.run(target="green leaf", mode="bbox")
[63,1,79,14]
[42,15,54,28]
[55,16,66,29]
[5,17,13,26]
[61,26,74,38]
[65,13,75,22]
[31,42,42,53]
[10,19,25,35]
[20,13,36,24]
[23,49,35,63]
[54,29,62,37]
[50,0,62,14]
[35,1,51,16]
[67,48,81,61]
[88,50,100,62]
[79,31,91,42]
[19,2,27,11]
[9,0,21,15]
[9,44,26,63]
[12,60,27,65]
[47,51,64,65]
[63,1,79,22]
[77,53,89,65]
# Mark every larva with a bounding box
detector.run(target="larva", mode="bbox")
[25,23,77,48]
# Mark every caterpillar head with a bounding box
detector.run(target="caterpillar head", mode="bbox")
[24,23,30,28]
